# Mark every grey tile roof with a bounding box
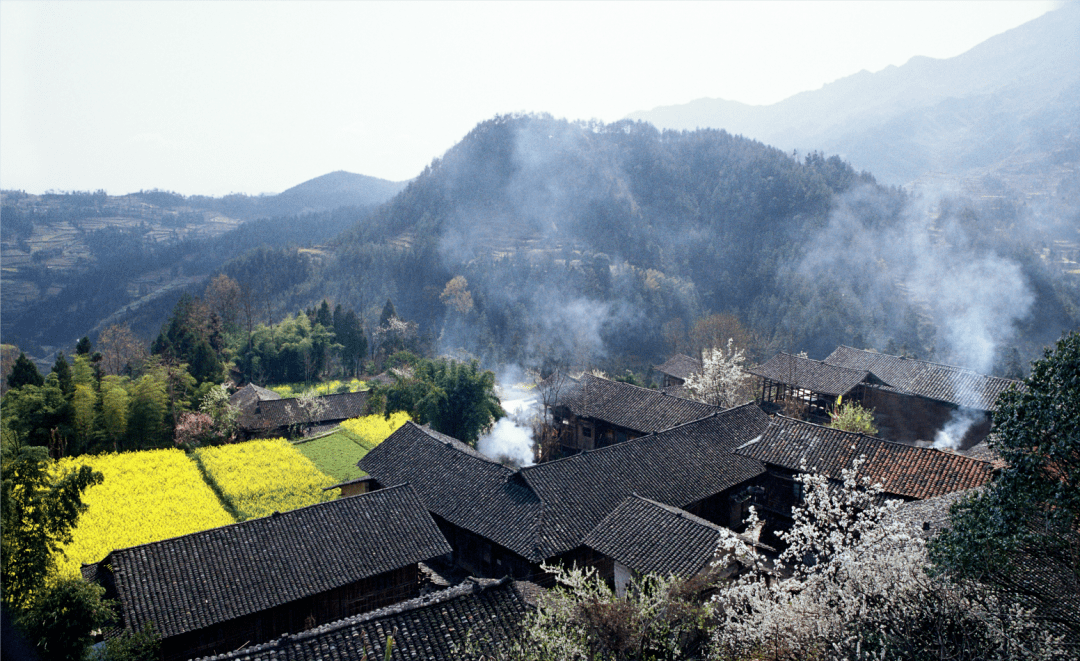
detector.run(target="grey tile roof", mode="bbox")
[520,404,770,556]
[823,346,1023,411]
[359,422,548,561]
[238,391,369,432]
[361,407,770,562]
[557,373,722,433]
[229,384,282,409]
[654,354,702,381]
[86,484,451,640]
[196,577,530,661]
[749,353,887,397]
[735,416,994,500]
[583,495,729,578]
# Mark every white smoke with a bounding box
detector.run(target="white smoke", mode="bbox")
[476,377,538,467]
[933,408,982,450]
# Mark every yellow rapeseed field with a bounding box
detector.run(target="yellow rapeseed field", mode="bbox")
[339,411,411,450]
[53,449,236,579]
[194,438,336,520]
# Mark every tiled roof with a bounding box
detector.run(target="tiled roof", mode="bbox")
[735,416,994,500]
[556,373,721,433]
[891,489,977,537]
[196,577,530,661]
[239,391,369,431]
[583,495,729,578]
[362,408,769,562]
[519,404,770,556]
[87,485,451,640]
[228,383,281,409]
[823,346,1022,411]
[654,354,702,380]
[359,423,548,561]
[749,353,886,397]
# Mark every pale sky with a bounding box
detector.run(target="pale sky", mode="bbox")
[0,1,1062,196]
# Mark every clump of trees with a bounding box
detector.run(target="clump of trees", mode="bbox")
[369,354,503,446]
[827,395,879,435]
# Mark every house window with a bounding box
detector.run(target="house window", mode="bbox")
[793,480,804,501]
[582,426,592,438]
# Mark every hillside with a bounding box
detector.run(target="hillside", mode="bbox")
[222,114,1077,375]
[0,170,403,361]
[627,3,1080,189]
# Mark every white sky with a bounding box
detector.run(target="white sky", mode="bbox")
[0,1,1062,196]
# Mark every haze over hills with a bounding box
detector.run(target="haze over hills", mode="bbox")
[0,170,405,358]
[627,2,1080,189]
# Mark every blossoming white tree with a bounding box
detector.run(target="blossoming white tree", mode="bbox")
[683,338,752,409]
[710,460,1064,660]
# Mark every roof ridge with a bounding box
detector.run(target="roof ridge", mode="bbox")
[771,415,993,460]
[581,372,713,406]
[833,345,1019,382]
[409,422,509,469]
[197,577,515,658]
[87,485,416,562]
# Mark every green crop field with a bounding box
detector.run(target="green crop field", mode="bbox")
[295,429,371,482]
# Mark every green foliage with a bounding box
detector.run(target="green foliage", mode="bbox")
[2,373,74,450]
[371,358,503,445]
[51,352,75,399]
[17,578,115,661]
[930,331,1080,641]
[7,352,44,389]
[482,564,714,661]
[99,624,161,661]
[1,441,103,611]
[827,396,878,435]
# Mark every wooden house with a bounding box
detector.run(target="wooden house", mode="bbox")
[821,346,1022,448]
[235,389,369,439]
[549,373,721,453]
[82,485,451,661]
[358,406,770,584]
[582,495,772,597]
[749,352,890,422]
[733,415,995,521]
[654,353,702,389]
[196,577,534,661]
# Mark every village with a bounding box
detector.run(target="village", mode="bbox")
[67,342,1068,661]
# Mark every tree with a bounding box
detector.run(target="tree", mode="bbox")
[379,298,398,328]
[440,276,474,315]
[100,377,130,452]
[709,462,1058,660]
[97,324,147,376]
[17,578,114,661]
[51,352,75,399]
[75,336,92,356]
[827,395,878,435]
[7,352,44,390]
[373,358,504,446]
[682,338,752,409]
[930,330,1080,642]
[1,440,103,611]
[204,274,242,332]
[2,373,75,452]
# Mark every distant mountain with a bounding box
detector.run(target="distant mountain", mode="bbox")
[628,3,1080,187]
[269,171,408,217]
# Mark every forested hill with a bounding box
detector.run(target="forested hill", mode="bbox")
[231,114,1076,373]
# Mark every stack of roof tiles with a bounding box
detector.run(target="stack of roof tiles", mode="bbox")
[735,416,995,500]
[360,406,770,564]
[583,495,735,579]
[749,352,888,397]
[195,577,532,661]
[83,485,451,641]
[557,373,722,433]
[823,346,1022,411]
